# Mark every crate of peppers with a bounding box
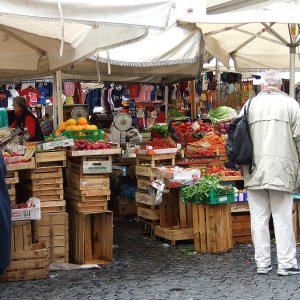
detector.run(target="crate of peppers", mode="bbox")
[181,175,235,205]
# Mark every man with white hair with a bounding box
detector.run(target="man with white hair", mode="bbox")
[243,69,300,276]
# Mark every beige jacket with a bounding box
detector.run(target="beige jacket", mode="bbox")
[243,89,300,193]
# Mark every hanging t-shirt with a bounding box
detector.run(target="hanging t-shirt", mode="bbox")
[145,85,154,102]
[135,85,148,102]
[37,86,49,105]
[7,88,19,109]
[128,84,139,98]
[20,87,41,107]
[151,85,159,101]
[0,89,10,108]
[111,87,125,108]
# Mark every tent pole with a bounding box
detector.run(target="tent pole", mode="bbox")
[289,46,296,99]
[164,85,168,120]
[52,75,58,130]
[191,80,197,119]
[55,70,64,124]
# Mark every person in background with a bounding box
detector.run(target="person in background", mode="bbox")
[243,70,300,276]
[10,96,44,142]
[155,104,166,123]
[0,151,11,275]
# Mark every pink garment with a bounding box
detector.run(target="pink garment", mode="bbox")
[135,85,148,102]
[64,82,75,96]
[108,87,114,110]
[145,85,154,101]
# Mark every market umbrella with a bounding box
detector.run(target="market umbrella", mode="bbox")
[178,2,300,97]
[0,0,175,73]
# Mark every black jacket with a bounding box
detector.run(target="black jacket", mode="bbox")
[15,109,44,142]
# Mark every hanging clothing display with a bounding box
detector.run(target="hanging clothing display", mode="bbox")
[145,85,154,102]
[63,82,75,105]
[111,85,125,108]
[135,84,148,102]
[20,86,40,107]
[37,83,49,105]
[151,85,159,101]
[128,84,139,98]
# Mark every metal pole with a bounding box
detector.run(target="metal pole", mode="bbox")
[52,75,57,130]
[191,80,197,119]
[289,46,296,99]
[164,85,168,121]
[55,70,64,124]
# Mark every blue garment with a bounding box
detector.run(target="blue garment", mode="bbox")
[37,86,49,105]
[0,152,11,275]
[151,85,159,101]
[86,89,101,114]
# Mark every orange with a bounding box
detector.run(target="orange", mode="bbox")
[76,125,83,131]
[90,125,97,130]
[77,117,88,126]
[83,124,90,130]
[58,122,66,131]
[66,119,77,126]
[55,129,61,135]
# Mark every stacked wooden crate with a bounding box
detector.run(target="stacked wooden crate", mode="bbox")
[5,171,19,205]
[20,150,67,213]
[65,148,120,264]
[19,150,69,263]
[0,221,49,282]
[135,153,176,237]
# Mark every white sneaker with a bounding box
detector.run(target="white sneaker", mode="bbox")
[277,264,300,276]
[257,265,272,274]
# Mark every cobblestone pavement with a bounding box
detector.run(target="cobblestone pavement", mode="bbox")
[1,222,300,300]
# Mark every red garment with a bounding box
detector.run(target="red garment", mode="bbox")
[155,112,166,123]
[128,84,139,98]
[20,87,40,107]
[10,110,36,139]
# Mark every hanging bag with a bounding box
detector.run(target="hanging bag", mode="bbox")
[226,98,255,173]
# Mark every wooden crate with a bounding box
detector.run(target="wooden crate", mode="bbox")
[114,196,137,217]
[67,200,108,213]
[35,150,66,168]
[136,176,152,191]
[11,221,34,252]
[135,165,157,178]
[159,190,193,230]
[136,191,156,206]
[232,213,252,245]
[69,210,113,264]
[23,187,64,200]
[138,216,159,238]
[20,168,63,180]
[137,205,160,221]
[0,243,49,282]
[65,187,111,202]
[136,153,176,168]
[6,157,36,172]
[40,200,66,214]
[154,225,194,246]
[34,212,69,263]
[66,168,110,190]
[192,203,233,253]
[5,171,19,184]
[68,157,112,175]
[7,184,16,205]
[23,182,64,191]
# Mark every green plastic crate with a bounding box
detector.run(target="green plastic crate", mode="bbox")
[181,188,235,205]
[62,129,103,141]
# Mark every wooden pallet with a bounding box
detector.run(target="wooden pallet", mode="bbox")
[66,168,110,190]
[154,225,194,246]
[192,203,233,253]
[34,212,69,263]
[0,243,49,282]
[5,171,19,184]
[69,210,113,264]
[232,213,252,245]
[40,200,66,213]
[64,187,110,202]
[35,150,66,169]
[67,200,108,213]
[136,153,176,168]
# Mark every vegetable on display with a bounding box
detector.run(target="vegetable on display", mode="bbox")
[208,106,238,123]
[150,124,169,136]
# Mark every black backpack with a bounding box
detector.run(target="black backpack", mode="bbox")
[225,98,255,174]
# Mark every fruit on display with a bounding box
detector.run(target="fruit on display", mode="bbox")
[74,140,111,151]
[141,138,175,150]
[185,149,216,158]
[216,121,231,135]
[170,120,214,136]
[55,118,98,136]
[188,134,224,147]
[205,166,241,177]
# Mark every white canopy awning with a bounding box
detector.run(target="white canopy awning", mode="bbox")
[0,0,175,72]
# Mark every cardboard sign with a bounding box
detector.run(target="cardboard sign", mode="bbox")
[38,139,74,150]
[192,122,200,131]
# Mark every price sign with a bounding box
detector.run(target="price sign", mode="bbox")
[192,122,200,131]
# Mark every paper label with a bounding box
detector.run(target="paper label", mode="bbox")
[41,139,74,150]
[219,196,227,202]
[83,161,112,174]
[199,141,212,148]
[192,122,200,131]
